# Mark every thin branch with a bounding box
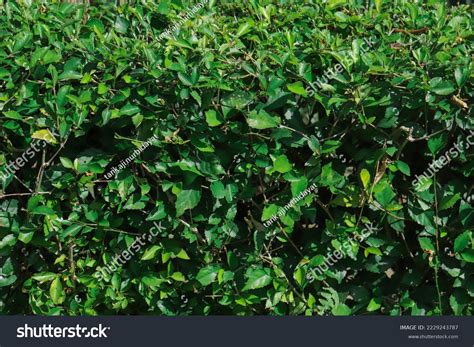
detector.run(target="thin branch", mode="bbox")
[0,191,51,200]
[34,150,46,193]
[278,125,310,139]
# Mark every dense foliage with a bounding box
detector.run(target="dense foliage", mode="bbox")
[0,0,473,316]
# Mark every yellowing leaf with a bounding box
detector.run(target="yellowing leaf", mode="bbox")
[375,0,382,12]
[360,169,371,190]
[31,129,57,144]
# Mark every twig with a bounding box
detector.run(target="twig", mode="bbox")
[69,239,76,282]
[76,221,140,236]
[276,221,304,258]
[178,218,206,244]
[0,191,51,200]
[278,125,310,139]
[13,175,33,193]
[315,199,335,223]
[433,171,443,315]
[34,150,46,193]
[45,142,66,167]
[393,27,428,35]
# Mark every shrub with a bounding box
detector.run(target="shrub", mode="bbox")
[0,0,472,315]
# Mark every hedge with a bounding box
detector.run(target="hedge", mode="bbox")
[0,0,473,316]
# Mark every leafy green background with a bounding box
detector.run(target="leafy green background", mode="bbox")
[0,0,473,315]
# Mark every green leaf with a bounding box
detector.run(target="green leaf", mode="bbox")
[210,181,226,199]
[262,204,279,221]
[375,0,383,12]
[290,176,308,196]
[247,109,280,130]
[367,297,382,311]
[320,163,344,188]
[221,90,254,109]
[272,155,292,173]
[427,133,448,155]
[171,272,186,282]
[32,272,57,283]
[59,157,74,169]
[13,32,32,52]
[287,81,308,97]
[460,202,474,227]
[175,189,201,217]
[0,275,17,287]
[415,178,433,192]
[293,267,304,286]
[327,0,348,10]
[460,249,474,263]
[364,247,382,257]
[396,160,411,176]
[141,245,161,260]
[454,67,468,87]
[332,304,352,315]
[43,50,61,64]
[439,193,461,211]
[454,232,470,253]
[224,183,238,203]
[146,204,166,221]
[242,268,272,291]
[119,104,140,116]
[360,169,371,190]
[205,110,223,127]
[307,135,320,154]
[373,180,395,208]
[157,0,170,14]
[176,249,190,260]
[18,231,34,244]
[235,20,254,38]
[31,129,57,144]
[114,17,129,34]
[429,77,454,95]
[50,277,65,305]
[178,72,194,86]
[31,206,55,215]
[3,111,22,120]
[418,237,435,252]
[196,265,220,286]
[58,70,82,81]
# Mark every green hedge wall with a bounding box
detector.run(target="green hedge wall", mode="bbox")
[0,0,473,315]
